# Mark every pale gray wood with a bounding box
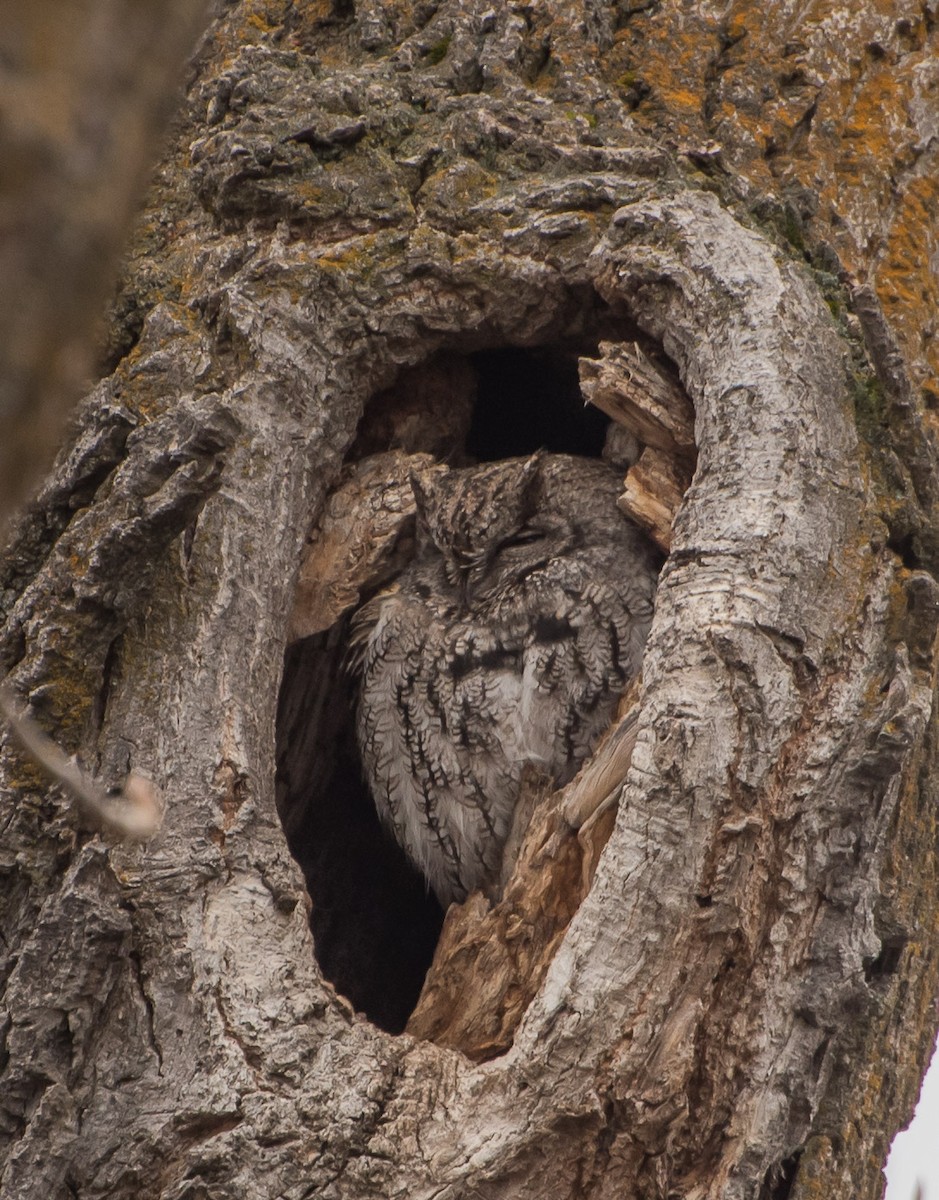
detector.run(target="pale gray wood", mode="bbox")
[1,4,938,1199]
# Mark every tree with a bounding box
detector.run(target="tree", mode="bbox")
[2,2,938,1198]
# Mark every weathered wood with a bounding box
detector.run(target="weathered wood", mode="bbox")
[288,451,442,642]
[407,685,642,1061]
[618,446,691,551]
[580,340,696,462]
[580,340,696,550]
[2,4,939,1200]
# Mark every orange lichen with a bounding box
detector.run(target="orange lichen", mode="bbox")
[601,0,939,414]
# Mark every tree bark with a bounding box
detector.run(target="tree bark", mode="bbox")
[2,3,939,1199]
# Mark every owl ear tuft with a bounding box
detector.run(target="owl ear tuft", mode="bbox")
[409,469,434,529]
[517,450,545,515]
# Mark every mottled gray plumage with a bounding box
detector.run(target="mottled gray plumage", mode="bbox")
[351,452,658,907]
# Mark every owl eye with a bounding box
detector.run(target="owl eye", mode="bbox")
[452,546,483,566]
[497,527,545,551]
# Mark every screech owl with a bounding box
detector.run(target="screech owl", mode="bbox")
[351,452,659,908]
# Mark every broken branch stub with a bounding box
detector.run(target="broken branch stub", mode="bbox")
[580,340,696,550]
[580,340,696,463]
[618,446,691,551]
[287,451,444,642]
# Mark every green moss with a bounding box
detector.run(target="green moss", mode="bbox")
[564,108,599,129]
[425,35,452,65]
[749,197,808,258]
[779,206,806,254]
[852,370,888,441]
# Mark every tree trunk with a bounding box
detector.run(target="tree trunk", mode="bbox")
[2,3,939,1199]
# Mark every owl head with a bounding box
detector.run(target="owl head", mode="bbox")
[410,452,571,603]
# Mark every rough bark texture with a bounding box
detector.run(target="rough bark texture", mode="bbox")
[2,3,939,1200]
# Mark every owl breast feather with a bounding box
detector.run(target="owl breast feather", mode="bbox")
[352,453,658,906]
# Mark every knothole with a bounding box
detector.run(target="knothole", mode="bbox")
[275,329,692,1049]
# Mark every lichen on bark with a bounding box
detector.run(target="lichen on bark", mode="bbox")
[1,3,939,1200]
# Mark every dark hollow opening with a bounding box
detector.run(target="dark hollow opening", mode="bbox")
[466,346,609,460]
[276,622,443,1032]
[275,334,623,1033]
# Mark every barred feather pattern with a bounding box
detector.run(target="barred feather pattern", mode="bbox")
[352,453,658,907]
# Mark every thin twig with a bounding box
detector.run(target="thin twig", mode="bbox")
[0,685,162,840]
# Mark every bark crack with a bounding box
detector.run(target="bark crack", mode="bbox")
[128,947,164,1076]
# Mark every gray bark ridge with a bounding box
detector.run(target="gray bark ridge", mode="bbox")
[4,182,931,1199]
[376,192,933,1199]
[1,10,937,1197]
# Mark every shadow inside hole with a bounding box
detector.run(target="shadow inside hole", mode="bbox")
[467,345,609,460]
[276,623,444,1034]
[276,338,621,1033]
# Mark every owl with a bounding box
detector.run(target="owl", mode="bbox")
[351,452,658,908]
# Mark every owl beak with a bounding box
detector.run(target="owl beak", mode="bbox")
[457,569,472,614]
